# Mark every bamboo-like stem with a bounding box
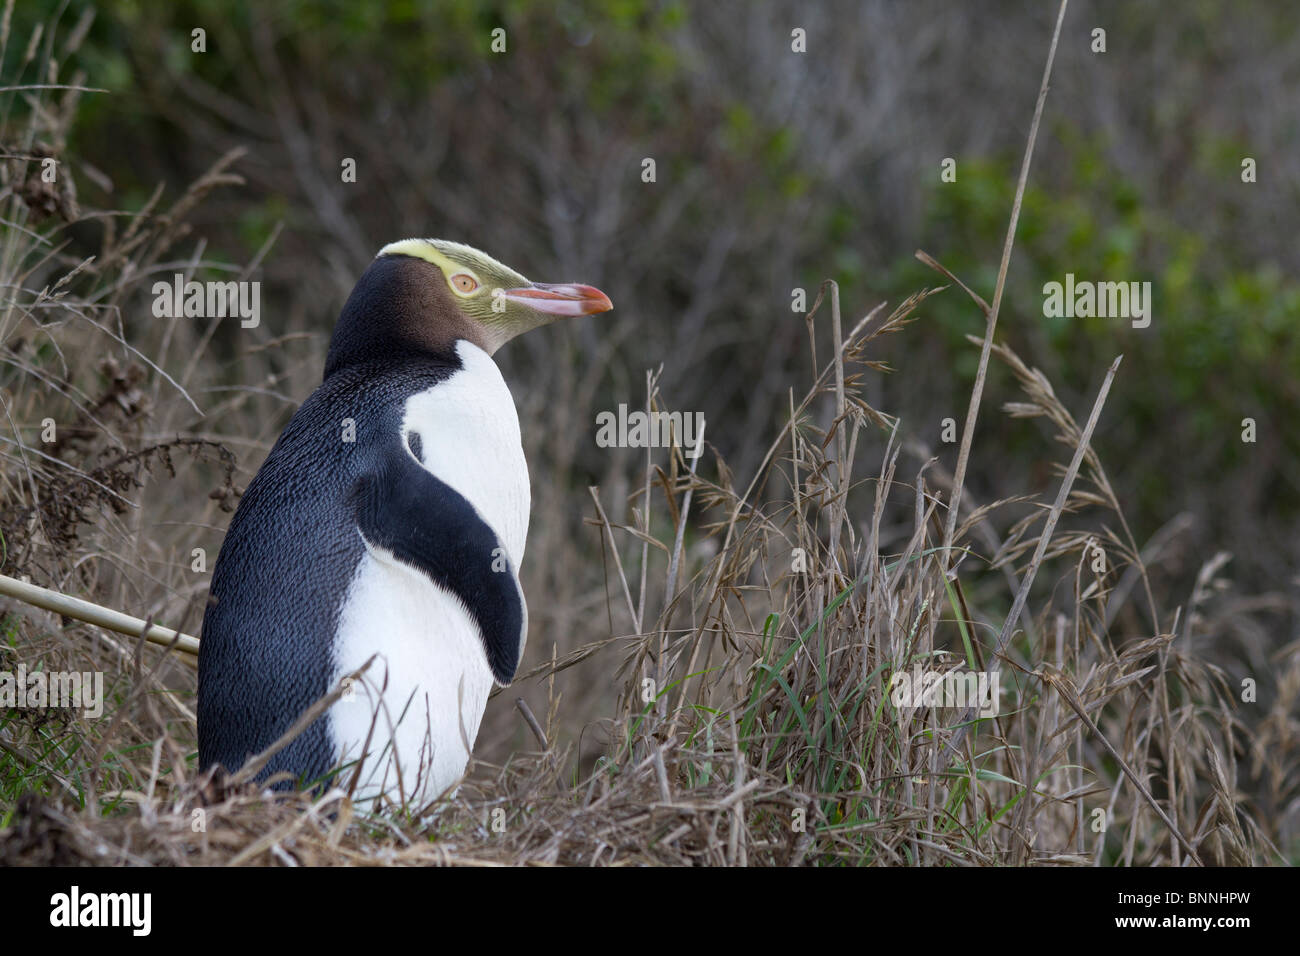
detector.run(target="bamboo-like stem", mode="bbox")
[0,572,200,657]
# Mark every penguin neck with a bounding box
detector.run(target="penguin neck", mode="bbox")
[323,255,492,379]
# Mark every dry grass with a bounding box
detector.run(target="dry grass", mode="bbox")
[2,262,1291,864]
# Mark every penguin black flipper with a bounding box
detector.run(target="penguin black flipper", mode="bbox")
[352,438,525,686]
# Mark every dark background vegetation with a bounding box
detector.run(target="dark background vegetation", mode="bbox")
[1,0,1296,863]
[47,0,1299,573]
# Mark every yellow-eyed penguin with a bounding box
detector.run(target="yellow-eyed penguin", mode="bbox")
[197,238,613,808]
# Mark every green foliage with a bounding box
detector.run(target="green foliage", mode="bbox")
[871,150,1299,524]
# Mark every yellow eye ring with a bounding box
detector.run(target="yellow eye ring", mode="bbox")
[451,273,478,294]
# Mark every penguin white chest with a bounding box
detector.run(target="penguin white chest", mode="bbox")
[330,340,529,808]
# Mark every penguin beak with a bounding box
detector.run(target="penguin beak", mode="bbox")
[502,283,613,317]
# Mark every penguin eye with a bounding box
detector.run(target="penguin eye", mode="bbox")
[450,273,478,294]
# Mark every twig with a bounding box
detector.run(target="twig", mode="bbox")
[938,0,1070,568]
[588,487,639,631]
[942,354,1121,760]
[515,697,548,750]
[1038,667,1203,865]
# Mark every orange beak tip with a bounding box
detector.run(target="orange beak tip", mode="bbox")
[504,283,613,317]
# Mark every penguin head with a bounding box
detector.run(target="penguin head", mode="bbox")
[324,238,613,376]
[325,238,612,377]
